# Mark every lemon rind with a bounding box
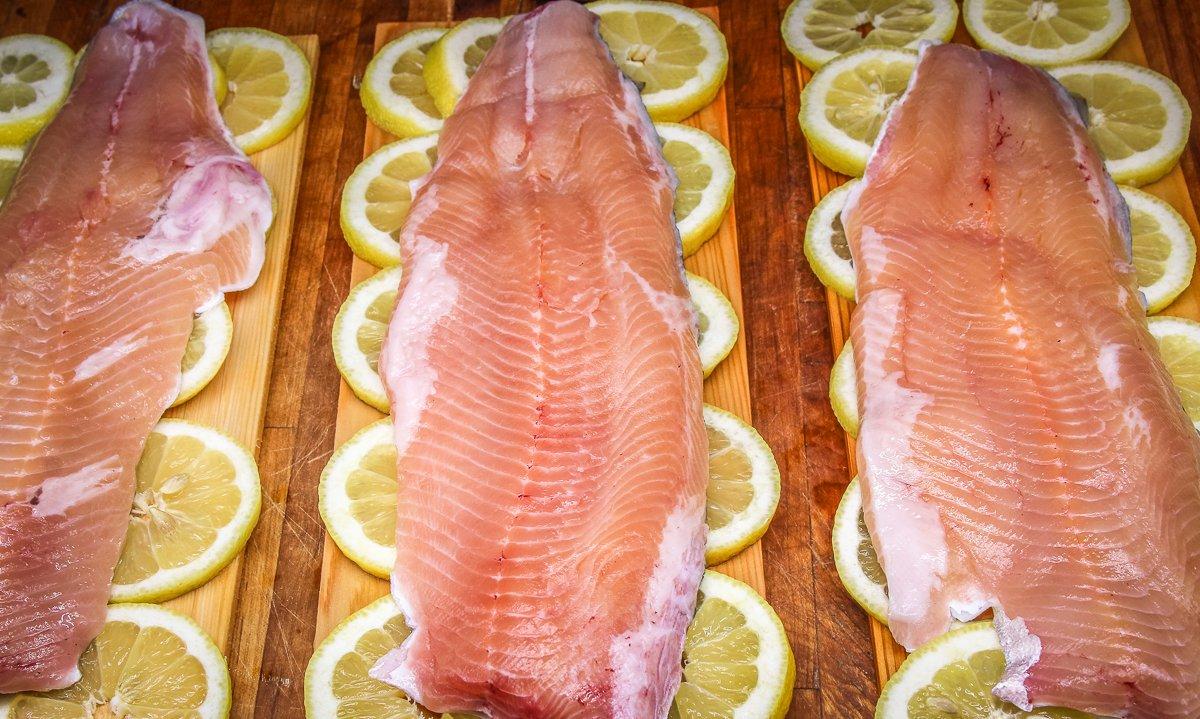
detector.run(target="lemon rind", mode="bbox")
[423,17,506,118]
[0,145,24,163]
[109,419,261,604]
[207,28,313,155]
[832,476,889,623]
[656,123,735,256]
[304,594,402,718]
[830,341,860,437]
[686,272,739,377]
[332,266,402,413]
[693,571,795,719]
[0,144,26,205]
[799,47,918,178]
[0,34,74,146]
[588,0,729,123]
[0,604,233,719]
[340,134,439,268]
[1050,61,1192,187]
[101,604,229,718]
[1120,186,1197,314]
[874,621,999,719]
[782,0,958,71]
[362,28,447,139]
[208,51,228,106]
[318,419,396,579]
[1147,315,1200,431]
[702,405,781,566]
[172,301,234,408]
[964,0,1130,67]
[107,603,231,718]
[803,180,858,300]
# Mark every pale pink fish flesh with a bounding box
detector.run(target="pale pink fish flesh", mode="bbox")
[0,0,271,693]
[844,43,1200,717]
[370,3,708,717]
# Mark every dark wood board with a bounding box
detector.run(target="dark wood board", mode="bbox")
[5,1,1200,717]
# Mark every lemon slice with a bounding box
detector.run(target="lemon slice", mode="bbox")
[657,122,734,257]
[109,419,260,603]
[1121,186,1196,314]
[319,419,396,578]
[207,28,312,155]
[830,340,859,437]
[704,405,781,566]
[964,0,1130,67]
[306,574,793,719]
[340,134,439,268]
[318,408,778,576]
[361,28,446,139]
[673,571,795,719]
[0,143,23,204]
[333,267,402,413]
[1049,61,1192,187]
[1147,315,1200,430]
[875,621,1090,719]
[422,17,504,118]
[782,0,958,71]
[305,595,475,719]
[171,301,234,408]
[687,272,739,377]
[832,476,888,623]
[0,34,73,146]
[0,603,230,719]
[589,0,729,123]
[804,180,858,300]
[799,47,916,177]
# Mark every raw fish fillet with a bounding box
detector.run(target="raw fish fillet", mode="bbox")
[370,2,708,717]
[0,0,271,693]
[843,43,1200,717]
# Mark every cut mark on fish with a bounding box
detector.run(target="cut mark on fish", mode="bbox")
[523,10,540,127]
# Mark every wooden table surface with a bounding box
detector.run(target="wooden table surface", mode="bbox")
[4,1,1200,717]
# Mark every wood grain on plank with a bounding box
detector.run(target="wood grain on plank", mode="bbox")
[312,4,770,672]
[792,8,1200,701]
[155,30,319,666]
[235,5,420,715]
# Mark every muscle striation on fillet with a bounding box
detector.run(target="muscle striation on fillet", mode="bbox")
[844,42,1200,718]
[369,3,708,718]
[0,0,272,693]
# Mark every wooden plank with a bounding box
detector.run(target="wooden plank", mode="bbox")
[793,14,1200,698]
[158,35,319,658]
[313,7,769,666]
